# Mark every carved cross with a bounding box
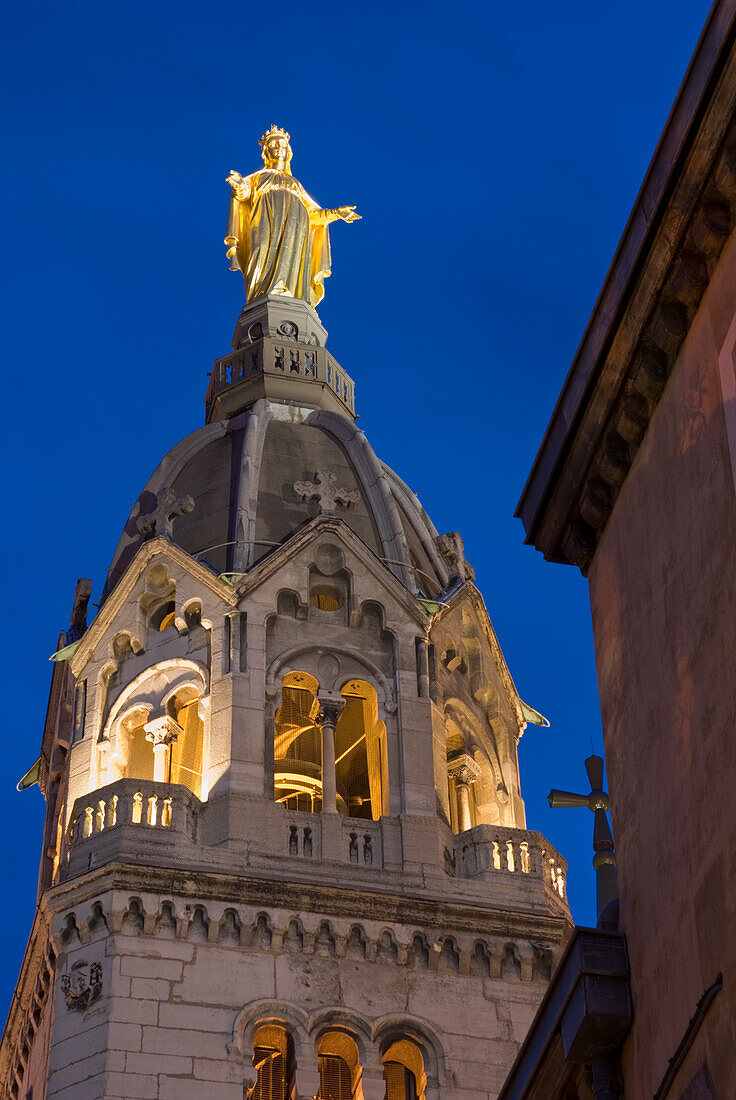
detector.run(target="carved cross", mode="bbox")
[548,754,618,924]
[137,487,195,539]
[293,470,360,515]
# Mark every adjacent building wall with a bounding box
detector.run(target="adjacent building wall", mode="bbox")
[588,226,736,1099]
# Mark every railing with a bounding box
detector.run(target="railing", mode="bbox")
[206,337,356,416]
[65,779,200,869]
[343,817,382,867]
[281,809,383,867]
[284,810,321,860]
[454,824,567,899]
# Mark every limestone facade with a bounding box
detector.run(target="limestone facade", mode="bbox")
[2,297,570,1100]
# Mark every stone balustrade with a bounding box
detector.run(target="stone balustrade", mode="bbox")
[282,810,384,868]
[206,337,356,417]
[64,779,200,874]
[453,823,567,898]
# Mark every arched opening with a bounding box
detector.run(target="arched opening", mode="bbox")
[445,721,479,833]
[335,680,388,821]
[273,672,388,819]
[251,1023,294,1100]
[168,687,204,799]
[317,1031,361,1100]
[121,707,155,782]
[382,1040,425,1100]
[274,671,322,813]
[118,690,204,800]
[150,601,176,632]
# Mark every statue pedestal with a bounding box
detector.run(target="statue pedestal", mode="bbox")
[205,296,356,424]
[231,294,328,351]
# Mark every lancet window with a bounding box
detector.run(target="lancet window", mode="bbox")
[273,672,388,820]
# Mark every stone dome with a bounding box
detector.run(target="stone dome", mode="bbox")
[105,297,474,604]
[105,400,462,602]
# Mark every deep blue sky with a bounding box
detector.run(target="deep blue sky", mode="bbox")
[1,0,711,1010]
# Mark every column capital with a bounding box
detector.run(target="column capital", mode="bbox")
[144,715,182,747]
[317,690,346,729]
[447,752,481,787]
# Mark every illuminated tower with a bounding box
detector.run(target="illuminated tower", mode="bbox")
[1,139,570,1100]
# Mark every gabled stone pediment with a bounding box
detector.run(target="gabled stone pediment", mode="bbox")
[232,514,431,629]
[432,582,526,735]
[70,537,238,677]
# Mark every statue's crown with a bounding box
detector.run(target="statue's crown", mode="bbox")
[259,124,290,148]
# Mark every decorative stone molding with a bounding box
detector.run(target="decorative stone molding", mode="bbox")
[293,470,361,514]
[316,691,346,729]
[143,714,181,748]
[447,753,482,788]
[137,487,195,539]
[435,532,475,583]
[60,959,102,1011]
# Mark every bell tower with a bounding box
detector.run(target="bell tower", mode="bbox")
[1,134,570,1100]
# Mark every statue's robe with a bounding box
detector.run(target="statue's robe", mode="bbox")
[226,168,332,307]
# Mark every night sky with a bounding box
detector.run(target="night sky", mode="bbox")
[1,0,711,1012]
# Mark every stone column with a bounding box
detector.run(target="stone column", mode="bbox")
[144,715,182,782]
[317,691,345,815]
[448,754,481,833]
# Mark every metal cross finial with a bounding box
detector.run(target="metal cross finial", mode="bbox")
[548,753,618,926]
[137,487,195,539]
[293,469,361,515]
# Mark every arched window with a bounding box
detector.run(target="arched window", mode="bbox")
[119,691,204,800]
[274,672,322,812]
[382,1040,425,1100]
[251,1024,293,1100]
[273,672,389,819]
[317,1032,361,1100]
[122,708,155,782]
[169,688,204,799]
[336,680,388,821]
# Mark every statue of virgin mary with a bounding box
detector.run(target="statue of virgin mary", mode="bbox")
[225,125,360,308]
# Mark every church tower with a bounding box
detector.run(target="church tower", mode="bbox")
[2,130,570,1100]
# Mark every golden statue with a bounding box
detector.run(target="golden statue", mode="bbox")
[225,125,360,308]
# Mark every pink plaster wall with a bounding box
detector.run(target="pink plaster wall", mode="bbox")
[588,229,736,1100]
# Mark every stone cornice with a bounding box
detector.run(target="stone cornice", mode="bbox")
[44,860,570,941]
[70,537,238,676]
[517,1,736,570]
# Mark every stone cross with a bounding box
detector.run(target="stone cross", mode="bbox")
[548,754,618,925]
[293,470,360,515]
[137,487,195,539]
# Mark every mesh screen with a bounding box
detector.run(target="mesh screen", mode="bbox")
[318,1055,352,1100]
[383,1063,418,1100]
[170,701,204,798]
[252,1047,286,1100]
[125,724,155,781]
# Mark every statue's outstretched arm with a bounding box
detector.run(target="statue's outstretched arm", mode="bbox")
[311,205,361,225]
[226,170,251,202]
